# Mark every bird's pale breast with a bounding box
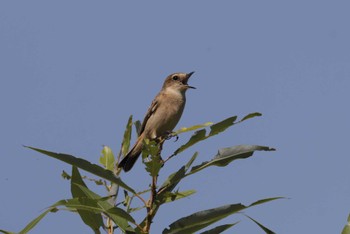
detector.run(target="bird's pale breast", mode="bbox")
[145,89,185,139]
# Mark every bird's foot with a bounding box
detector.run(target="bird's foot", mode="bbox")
[164,131,179,142]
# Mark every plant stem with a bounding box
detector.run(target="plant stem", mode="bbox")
[143,140,165,233]
[144,174,157,233]
[107,217,113,234]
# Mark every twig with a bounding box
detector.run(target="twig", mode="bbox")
[143,141,165,233]
[162,152,176,164]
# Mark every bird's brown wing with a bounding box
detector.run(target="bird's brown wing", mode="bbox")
[139,94,160,135]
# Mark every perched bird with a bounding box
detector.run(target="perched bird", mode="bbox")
[118,72,195,172]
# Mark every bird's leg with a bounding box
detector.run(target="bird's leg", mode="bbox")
[154,136,165,165]
[158,140,165,165]
[153,132,178,167]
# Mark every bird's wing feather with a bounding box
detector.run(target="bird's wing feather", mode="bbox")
[139,94,160,135]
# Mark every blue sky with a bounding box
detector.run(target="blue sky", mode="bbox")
[1,1,349,233]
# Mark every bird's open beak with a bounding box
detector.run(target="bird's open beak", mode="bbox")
[186,71,196,89]
[187,71,195,78]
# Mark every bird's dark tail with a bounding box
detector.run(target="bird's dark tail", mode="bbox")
[118,138,143,172]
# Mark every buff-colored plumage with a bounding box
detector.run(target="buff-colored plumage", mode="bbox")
[118,72,195,172]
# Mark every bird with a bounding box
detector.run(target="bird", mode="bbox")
[118,72,195,172]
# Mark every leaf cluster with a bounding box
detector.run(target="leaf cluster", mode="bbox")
[1,112,281,234]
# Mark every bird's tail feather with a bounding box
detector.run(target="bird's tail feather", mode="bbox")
[118,137,143,172]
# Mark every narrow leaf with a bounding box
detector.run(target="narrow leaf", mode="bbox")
[173,129,206,155]
[163,203,245,234]
[25,146,136,194]
[51,197,135,231]
[175,122,213,134]
[158,166,186,202]
[52,198,102,213]
[185,152,198,171]
[134,120,142,136]
[342,213,350,234]
[18,209,54,234]
[71,166,103,233]
[200,222,239,234]
[240,112,262,122]
[73,184,135,224]
[209,116,237,136]
[0,230,15,234]
[163,197,281,234]
[105,207,136,224]
[159,153,197,199]
[122,115,133,156]
[189,145,275,175]
[172,113,262,156]
[163,190,196,203]
[245,215,276,234]
[249,197,284,207]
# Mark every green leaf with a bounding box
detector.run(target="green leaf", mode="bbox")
[163,203,246,234]
[200,222,239,234]
[189,145,276,176]
[158,166,185,198]
[99,146,115,171]
[73,184,135,223]
[245,215,276,234]
[0,230,15,234]
[342,213,350,234]
[144,139,161,157]
[25,146,136,194]
[17,209,54,234]
[163,197,282,234]
[185,152,198,171]
[240,112,262,121]
[50,196,135,232]
[105,207,136,226]
[157,166,185,203]
[122,115,133,156]
[134,120,142,136]
[163,190,196,203]
[209,116,237,136]
[172,113,262,156]
[143,140,162,176]
[71,166,103,233]
[52,198,101,213]
[173,129,207,155]
[158,153,197,200]
[144,157,162,177]
[175,122,213,134]
[249,197,284,207]
[140,154,198,228]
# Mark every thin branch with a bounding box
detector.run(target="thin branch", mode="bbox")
[162,153,176,164]
[134,192,148,208]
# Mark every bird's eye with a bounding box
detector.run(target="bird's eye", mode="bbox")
[172,75,179,81]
